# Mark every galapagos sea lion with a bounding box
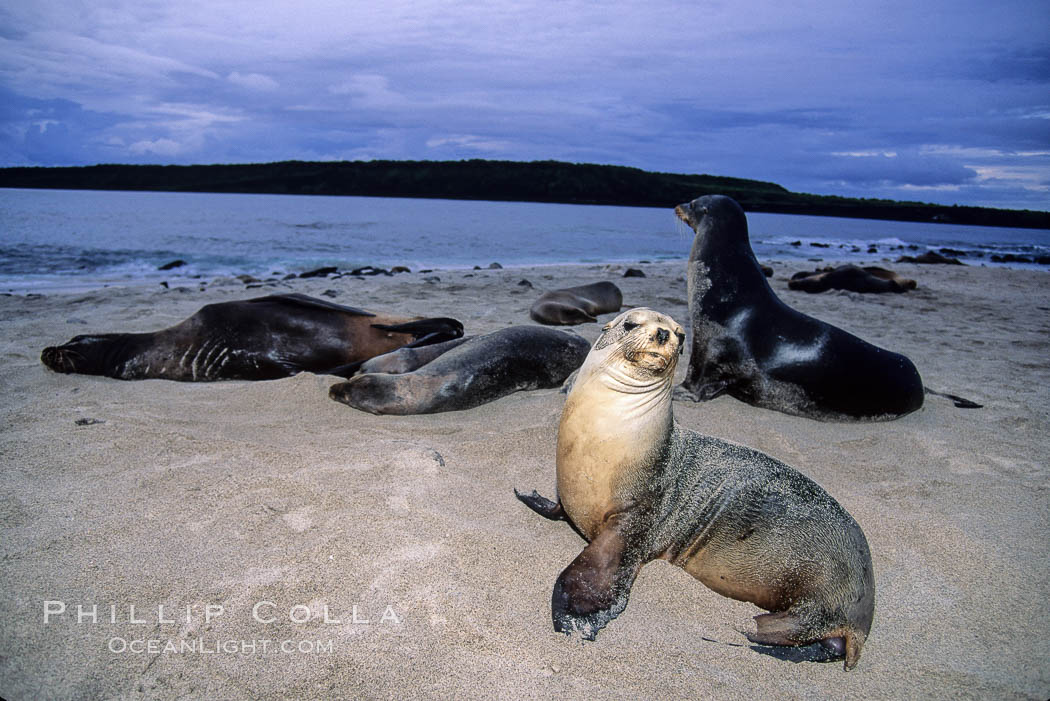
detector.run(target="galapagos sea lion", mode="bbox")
[515,309,875,670]
[329,325,590,414]
[896,251,963,265]
[674,194,924,421]
[41,293,463,381]
[529,282,623,325]
[788,265,917,293]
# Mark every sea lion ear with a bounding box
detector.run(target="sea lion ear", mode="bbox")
[594,322,618,350]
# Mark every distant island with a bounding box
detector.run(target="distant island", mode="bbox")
[2,159,1048,229]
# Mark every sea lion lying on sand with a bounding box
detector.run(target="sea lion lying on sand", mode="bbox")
[788,265,917,293]
[41,294,463,381]
[530,282,623,325]
[896,251,963,265]
[516,309,875,670]
[330,326,590,414]
[674,194,924,421]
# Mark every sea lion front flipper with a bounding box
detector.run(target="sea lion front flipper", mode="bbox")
[551,514,643,640]
[514,489,565,520]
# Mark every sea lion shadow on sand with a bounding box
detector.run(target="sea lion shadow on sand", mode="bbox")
[40,293,463,381]
[330,325,591,414]
[674,194,925,421]
[699,635,842,664]
[516,309,875,671]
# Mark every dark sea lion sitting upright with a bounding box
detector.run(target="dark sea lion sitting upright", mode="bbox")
[330,326,590,414]
[41,294,463,381]
[530,282,623,325]
[674,194,924,421]
[516,309,875,670]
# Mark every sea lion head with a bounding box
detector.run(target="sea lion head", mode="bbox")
[674,194,748,240]
[591,308,685,382]
[41,334,127,376]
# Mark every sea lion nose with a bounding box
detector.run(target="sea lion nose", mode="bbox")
[656,328,669,345]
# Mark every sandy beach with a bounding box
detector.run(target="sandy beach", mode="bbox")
[1,258,1047,700]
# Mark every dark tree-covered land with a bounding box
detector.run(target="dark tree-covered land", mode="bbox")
[2,159,1048,229]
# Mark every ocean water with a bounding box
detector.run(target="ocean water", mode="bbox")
[1,188,1048,293]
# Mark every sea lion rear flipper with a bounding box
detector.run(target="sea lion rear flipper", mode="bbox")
[747,611,803,646]
[748,611,863,670]
[673,380,729,402]
[551,514,643,640]
[403,331,453,348]
[513,489,565,520]
[371,318,464,345]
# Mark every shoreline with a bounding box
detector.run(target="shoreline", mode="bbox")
[4,253,1048,298]
[1,259,1048,699]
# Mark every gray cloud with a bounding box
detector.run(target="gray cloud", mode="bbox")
[0,0,1047,209]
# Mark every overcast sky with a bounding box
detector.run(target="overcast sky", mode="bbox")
[1,1,1048,210]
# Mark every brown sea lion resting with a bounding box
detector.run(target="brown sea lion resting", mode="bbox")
[529,282,623,325]
[788,265,917,293]
[40,294,463,381]
[330,325,591,414]
[674,194,924,421]
[516,309,875,670]
[896,251,964,265]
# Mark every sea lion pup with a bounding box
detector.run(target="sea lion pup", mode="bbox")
[675,194,924,421]
[41,294,463,381]
[330,326,590,414]
[529,282,623,325]
[788,265,917,293]
[515,309,875,670]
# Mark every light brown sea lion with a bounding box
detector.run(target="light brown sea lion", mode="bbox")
[330,325,591,414]
[529,282,623,325]
[40,294,463,381]
[675,194,924,421]
[788,265,917,293]
[516,308,875,670]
